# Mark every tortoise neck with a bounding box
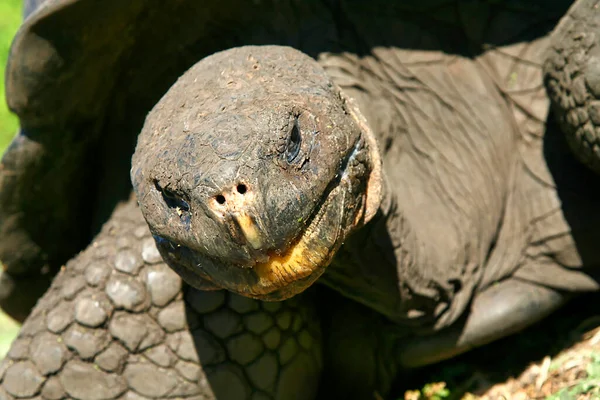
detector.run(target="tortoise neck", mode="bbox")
[320,176,435,327]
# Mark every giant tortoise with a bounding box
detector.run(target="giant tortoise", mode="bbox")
[1,0,600,398]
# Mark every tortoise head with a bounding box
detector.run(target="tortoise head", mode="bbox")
[132,46,382,300]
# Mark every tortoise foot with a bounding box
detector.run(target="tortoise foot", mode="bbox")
[397,279,567,368]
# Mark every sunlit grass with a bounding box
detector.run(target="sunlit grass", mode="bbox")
[0,0,22,151]
[0,311,19,360]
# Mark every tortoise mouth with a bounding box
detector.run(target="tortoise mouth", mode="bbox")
[154,136,370,300]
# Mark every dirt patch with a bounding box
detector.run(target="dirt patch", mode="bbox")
[476,320,600,399]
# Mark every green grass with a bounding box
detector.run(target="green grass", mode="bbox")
[0,0,22,151]
[0,0,23,361]
[0,311,19,361]
[546,353,600,400]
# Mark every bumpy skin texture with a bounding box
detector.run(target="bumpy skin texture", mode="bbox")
[3,0,600,398]
[545,0,600,173]
[0,199,322,399]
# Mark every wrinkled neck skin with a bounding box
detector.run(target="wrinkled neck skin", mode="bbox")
[318,49,517,332]
[319,89,446,331]
[322,125,465,333]
[322,168,431,330]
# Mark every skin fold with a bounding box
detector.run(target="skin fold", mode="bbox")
[1,0,600,399]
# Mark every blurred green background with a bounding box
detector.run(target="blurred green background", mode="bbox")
[0,0,24,361]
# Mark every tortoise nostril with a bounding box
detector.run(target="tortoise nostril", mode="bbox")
[236,184,247,194]
[216,195,226,204]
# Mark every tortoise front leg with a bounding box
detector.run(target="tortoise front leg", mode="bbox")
[396,278,567,368]
[0,198,322,400]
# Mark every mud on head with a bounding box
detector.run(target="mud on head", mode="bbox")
[132,45,382,300]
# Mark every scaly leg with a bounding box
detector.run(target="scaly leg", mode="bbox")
[0,198,322,400]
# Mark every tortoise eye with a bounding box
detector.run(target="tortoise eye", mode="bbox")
[154,180,190,212]
[285,120,302,164]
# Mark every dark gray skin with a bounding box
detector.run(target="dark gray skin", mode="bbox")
[2,0,600,399]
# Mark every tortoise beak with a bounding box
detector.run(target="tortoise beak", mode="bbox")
[227,212,272,264]
[233,212,264,250]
